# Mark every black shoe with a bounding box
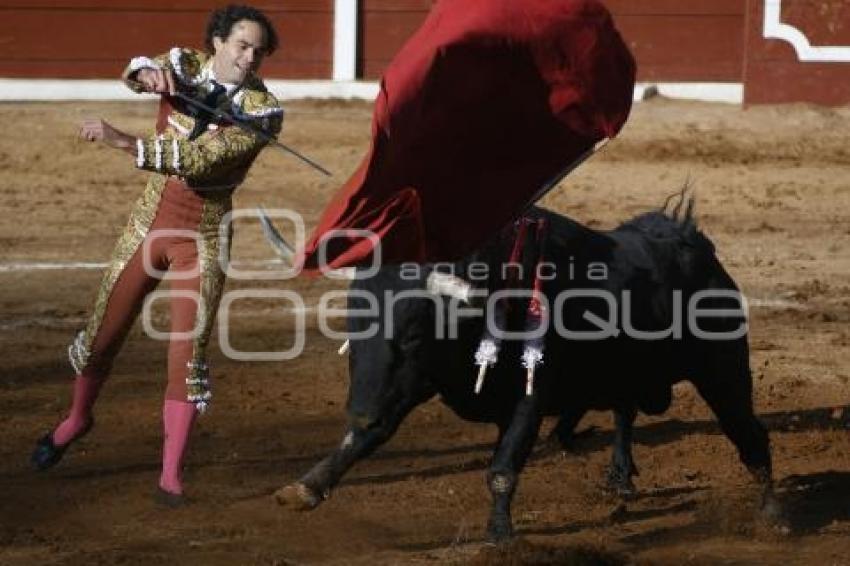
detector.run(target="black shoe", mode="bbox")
[154,487,188,508]
[31,418,94,471]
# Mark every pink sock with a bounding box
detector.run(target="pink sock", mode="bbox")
[53,374,102,446]
[159,400,197,495]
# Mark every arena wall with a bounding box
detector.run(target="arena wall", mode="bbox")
[744,0,850,105]
[0,0,846,104]
[359,0,748,82]
[0,1,334,79]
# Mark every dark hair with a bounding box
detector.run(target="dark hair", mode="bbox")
[205,4,279,55]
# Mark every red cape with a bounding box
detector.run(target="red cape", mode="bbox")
[299,0,635,273]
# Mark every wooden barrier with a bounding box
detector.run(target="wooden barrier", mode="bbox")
[0,1,333,79]
[0,0,847,104]
[744,0,850,105]
[358,0,748,82]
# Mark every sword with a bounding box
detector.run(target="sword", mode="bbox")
[173,92,332,177]
[521,137,609,214]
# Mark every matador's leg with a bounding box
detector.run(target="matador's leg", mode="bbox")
[157,200,230,499]
[32,178,169,470]
[32,238,168,468]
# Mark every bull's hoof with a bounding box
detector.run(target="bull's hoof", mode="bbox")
[273,482,324,511]
[760,493,790,534]
[485,514,514,544]
[604,465,637,499]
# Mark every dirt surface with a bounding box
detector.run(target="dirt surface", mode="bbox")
[1,97,848,565]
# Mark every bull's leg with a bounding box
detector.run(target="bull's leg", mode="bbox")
[605,406,639,498]
[693,374,780,520]
[486,393,543,542]
[549,406,587,451]
[274,398,420,510]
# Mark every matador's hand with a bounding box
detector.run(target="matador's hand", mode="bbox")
[79,118,136,155]
[135,67,176,95]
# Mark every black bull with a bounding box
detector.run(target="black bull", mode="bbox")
[274,203,778,541]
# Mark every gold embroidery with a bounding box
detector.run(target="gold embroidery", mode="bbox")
[82,47,279,406]
[186,192,232,411]
[139,127,266,184]
[70,175,168,370]
[130,48,282,184]
[138,107,281,185]
[172,47,206,84]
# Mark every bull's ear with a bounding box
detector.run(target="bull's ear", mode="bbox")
[426,271,473,304]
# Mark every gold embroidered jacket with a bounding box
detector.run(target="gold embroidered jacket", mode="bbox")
[122,47,283,189]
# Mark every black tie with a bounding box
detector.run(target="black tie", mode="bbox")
[188,82,226,141]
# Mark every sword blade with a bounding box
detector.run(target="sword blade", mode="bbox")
[173,92,332,177]
[522,137,609,213]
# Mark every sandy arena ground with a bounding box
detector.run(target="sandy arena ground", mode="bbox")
[0,97,848,565]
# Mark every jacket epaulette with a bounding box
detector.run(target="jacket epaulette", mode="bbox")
[232,84,283,122]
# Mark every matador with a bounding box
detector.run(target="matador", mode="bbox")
[31,4,283,506]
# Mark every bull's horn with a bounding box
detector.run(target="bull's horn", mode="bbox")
[427,272,472,304]
[257,206,296,262]
[338,339,350,355]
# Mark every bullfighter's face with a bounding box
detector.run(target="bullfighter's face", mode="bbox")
[212,19,267,84]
